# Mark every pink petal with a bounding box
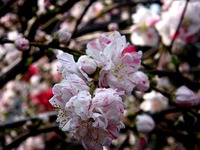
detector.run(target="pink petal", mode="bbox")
[122,45,136,56]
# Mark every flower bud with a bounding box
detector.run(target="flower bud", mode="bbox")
[136,114,155,133]
[137,136,148,150]
[15,37,29,51]
[57,28,71,45]
[77,55,97,75]
[108,23,119,31]
[175,86,199,107]
[134,71,150,92]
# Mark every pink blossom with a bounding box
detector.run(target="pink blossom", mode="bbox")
[65,91,93,121]
[57,88,126,150]
[82,88,126,150]
[108,23,119,31]
[133,71,150,92]
[86,31,142,94]
[82,2,107,23]
[92,88,126,125]
[136,114,155,133]
[175,86,199,107]
[130,5,160,47]
[49,74,90,128]
[141,91,168,114]
[57,52,92,81]
[15,37,30,51]
[57,28,71,45]
[155,0,200,46]
[30,88,53,112]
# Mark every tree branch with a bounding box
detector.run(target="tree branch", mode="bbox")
[168,0,189,52]
[3,125,59,150]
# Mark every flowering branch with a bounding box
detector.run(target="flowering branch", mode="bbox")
[3,125,59,150]
[0,0,17,17]
[26,0,80,40]
[168,0,189,52]
[145,69,200,89]
[0,111,57,130]
[86,0,161,25]
[71,0,95,38]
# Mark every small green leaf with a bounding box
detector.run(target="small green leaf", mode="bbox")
[171,55,180,67]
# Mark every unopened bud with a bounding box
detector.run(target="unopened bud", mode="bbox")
[136,114,155,133]
[108,23,119,31]
[134,71,150,92]
[175,86,199,107]
[57,28,71,45]
[77,55,97,75]
[15,37,29,51]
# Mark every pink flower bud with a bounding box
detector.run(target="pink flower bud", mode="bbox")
[134,71,150,92]
[77,55,97,75]
[175,86,199,107]
[108,23,119,31]
[136,114,155,133]
[15,37,29,51]
[57,28,71,44]
[137,137,148,149]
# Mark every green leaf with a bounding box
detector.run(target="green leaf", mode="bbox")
[171,55,180,67]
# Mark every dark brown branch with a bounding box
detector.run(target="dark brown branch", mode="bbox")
[86,0,161,25]
[3,125,59,150]
[0,37,86,89]
[145,69,200,89]
[0,0,17,17]
[71,0,95,38]
[73,19,129,38]
[0,49,45,89]
[26,0,80,40]
[0,111,57,130]
[154,126,200,150]
[168,0,189,52]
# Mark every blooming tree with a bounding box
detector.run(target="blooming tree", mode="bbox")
[1,0,200,150]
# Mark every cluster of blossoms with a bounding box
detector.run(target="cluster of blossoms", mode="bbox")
[130,0,200,48]
[49,31,150,149]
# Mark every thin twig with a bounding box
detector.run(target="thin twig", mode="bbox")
[144,69,200,89]
[0,111,57,130]
[168,0,189,52]
[26,0,80,40]
[86,0,161,25]
[71,0,95,38]
[3,125,59,150]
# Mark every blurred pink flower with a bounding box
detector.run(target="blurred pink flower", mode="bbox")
[22,65,38,82]
[15,37,30,51]
[30,88,53,112]
[136,114,155,133]
[141,91,168,114]
[175,86,199,107]
[133,71,150,92]
[155,0,200,46]
[131,5,160,47]
[57,28,71,45]
[108,23,119,31]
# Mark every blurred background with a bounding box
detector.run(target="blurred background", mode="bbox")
[1,0,200,149]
